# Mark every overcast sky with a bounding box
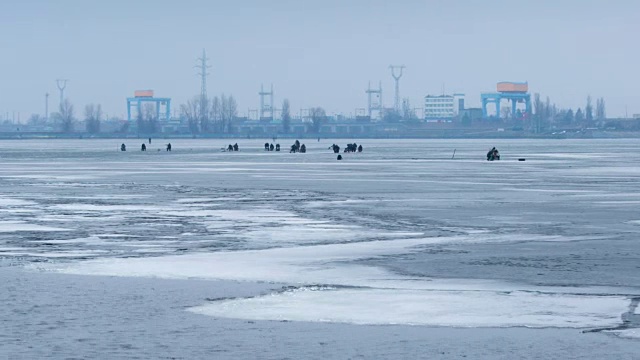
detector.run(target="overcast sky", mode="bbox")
[0,0,637,120]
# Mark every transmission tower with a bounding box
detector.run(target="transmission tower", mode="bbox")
[56,79,68,107]
[259,84,274,121]
[196,49,211,112]
[389,65,405,113]
[366,81,383,120]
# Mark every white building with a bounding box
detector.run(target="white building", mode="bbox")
[424,94,464,119]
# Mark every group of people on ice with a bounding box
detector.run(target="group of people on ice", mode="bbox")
[264,143,281,151]
[121,140,171,152]
[225,143,239,152]
[344,143,362,153]
[329,143,363,154]
[290,140,306,153]
[121,140,499,161]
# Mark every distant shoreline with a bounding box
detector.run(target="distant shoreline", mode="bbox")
[1,132,639,140]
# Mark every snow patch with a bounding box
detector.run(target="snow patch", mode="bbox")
[190,287,627,328]
[607,329,640,340]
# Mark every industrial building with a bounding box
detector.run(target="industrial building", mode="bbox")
[126,90,171,122]
[481,82,531,118]
[424,93,464,120]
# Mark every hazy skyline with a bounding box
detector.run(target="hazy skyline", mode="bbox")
[1,0,638,120]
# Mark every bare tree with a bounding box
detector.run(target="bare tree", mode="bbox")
[135,104,145,135]
[118,121,130,133]
[209,96,221,132]
[199,96,210,133]
[227,95,238,133]
[180,93,238,134]
[220,94,229,133]
[84,103,102,134]
[564,108,574,124]
[596,97,606,120]
[142,103,159,133]
[217,94,238,133]
[58,99,75,133]
[532,93,545,133]
[28,114,45,125]
[181,96,200,134]
[282,99,291,133]
[585,95,593,125]
[544,96,552,127]
[575,108,584,124]
[308,107,326,133]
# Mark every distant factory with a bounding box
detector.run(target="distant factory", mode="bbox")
[424,93,465,120]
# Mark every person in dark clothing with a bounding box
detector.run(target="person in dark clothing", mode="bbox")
[141,143,146,151]
[357,144,363,152]
[233,143,239,151]
[227,144,233,152]
[487,147,496,161]
[121,144,126,151]
[148,138,151,144]
[166,143,172,151]
[487,147,501,161]
[275,144,280,151]
[300,144,306,153]
[269,143,274,151]
[264,143,270,151]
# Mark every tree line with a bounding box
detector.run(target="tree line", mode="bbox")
[25,92,609,135]
[181,94,238,134]
[529,94,606,133]
[27,99,104,134]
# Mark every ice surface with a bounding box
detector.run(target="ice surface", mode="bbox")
[0,197,36,206]
[29,236,101,244]
[5,139,640,335]
[51,204,163,212]
[0,221,69,232]
[174,198,219,203]
[189,287,627,328]
[608,329,640,339]
[46,234,630,328]
[1,249,108,258]
[0,247,27,251]
[46,235,597,284]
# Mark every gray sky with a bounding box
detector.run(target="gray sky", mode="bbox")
[1,0,637,120]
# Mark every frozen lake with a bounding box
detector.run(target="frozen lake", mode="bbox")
[1,138,640,358]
